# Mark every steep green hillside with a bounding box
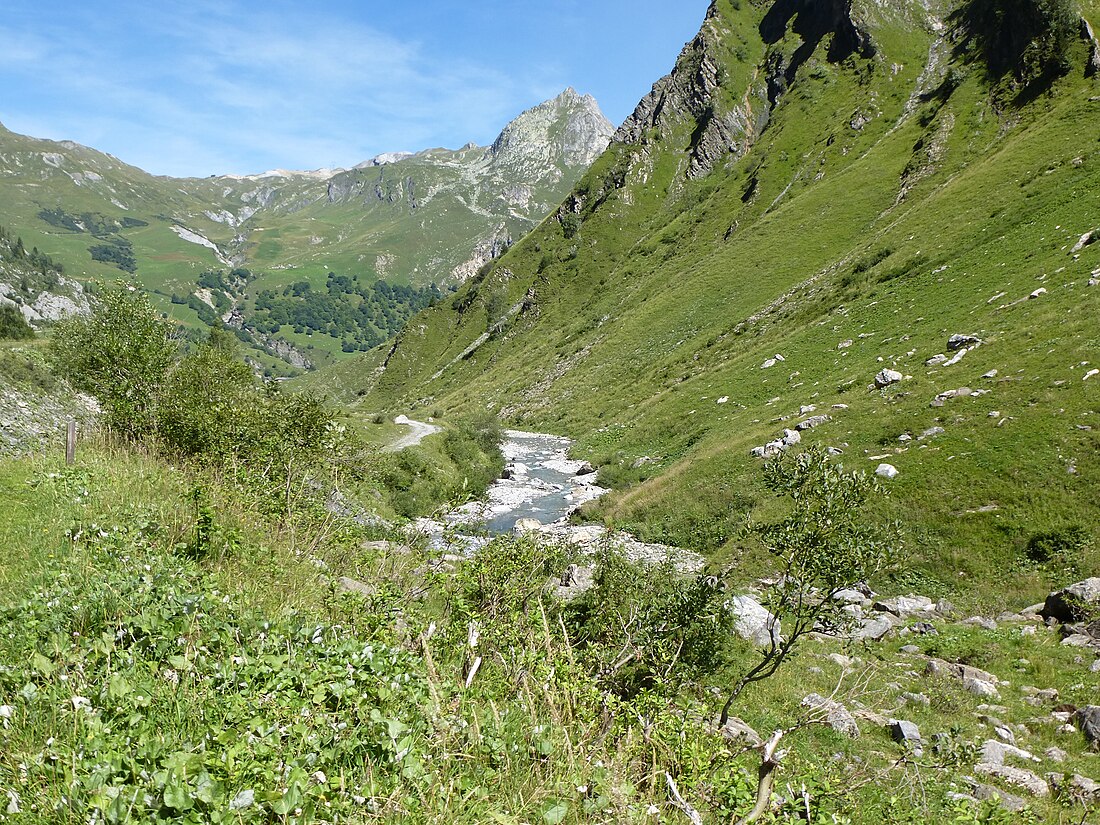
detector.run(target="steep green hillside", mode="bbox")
[319,0,1100,604]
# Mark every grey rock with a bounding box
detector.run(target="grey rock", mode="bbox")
[1078,705,1100,748]
[336,577,377,598]
[925,657,999,686]
[962,616,999,631]
[874,594,934,618]
[1041,578,1100,623]
[719,716,763,748]
[889,719,922,753]
[899,644,921,654]
[796,414,831,431]
[855,615,895,640]
[980,740,1036,766]
[874,368,904,388]
[575,462,596,476]
[926,354,948,366]
[918,426,945,441]
[513,518,543,535]
[965,678,1001,698]
[781,428,802,446]
[1029,287,1047,299]
[727,595,781,647]
[902,692,930,706]
[1060,633,1095,647]
[1043,747,1067,763]
[907,622,938,637]
[967,783,1029,813]
[948,334,982,351]
[550,564,595,601]
[802,693,860,738]
[832,589,866,605]
[974,763,1049,797]
[876,463,899,480]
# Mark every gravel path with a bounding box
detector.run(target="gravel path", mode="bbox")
[384,415,442,452]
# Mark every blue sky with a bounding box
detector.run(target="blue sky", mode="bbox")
[0,0,709,178]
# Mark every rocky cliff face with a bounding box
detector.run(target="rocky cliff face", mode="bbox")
[615,0,879,180]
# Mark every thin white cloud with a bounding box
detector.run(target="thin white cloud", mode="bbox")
[0,3,574,176]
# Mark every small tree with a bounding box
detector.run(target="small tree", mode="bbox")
[719,447,896,726]
[49,285,176,437]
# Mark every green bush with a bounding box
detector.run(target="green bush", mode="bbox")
[49,285,177,437]
[0,304,34,340]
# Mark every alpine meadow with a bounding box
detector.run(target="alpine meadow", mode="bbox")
[2,1,1100,823]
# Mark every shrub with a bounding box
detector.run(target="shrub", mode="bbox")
[155,335,258,458]
[0,303,34,340]
[49,285,176,437]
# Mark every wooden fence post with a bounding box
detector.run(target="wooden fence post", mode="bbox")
[66,420,76,465]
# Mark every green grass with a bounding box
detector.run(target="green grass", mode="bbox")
[0,443,1096,823]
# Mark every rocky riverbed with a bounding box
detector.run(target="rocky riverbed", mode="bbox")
[408,430,704,572]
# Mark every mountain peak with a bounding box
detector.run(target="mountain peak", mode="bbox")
[490,89,614,169]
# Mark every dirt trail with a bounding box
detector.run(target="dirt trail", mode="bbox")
[384,415,442,452]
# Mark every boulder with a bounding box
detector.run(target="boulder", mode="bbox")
[948,334,982,351]
[854,615,895,641]
[550,564,595,601]
[874,368,904,388]
[980,740,1037,767]
[832,589,866,605]
[796,415,831,431]
[781,428,801,446]
[1041,578,1100,623]
[801,694,860,738]
[925,657,999,686]
[1078,705,1100,749]
[874,594,934,618]
[965,677,1001,698]
[513,518,543,535]
[336,577,376,597]
[727,595,781,647]
[973,763,1049,797]
[719,717,763,748]
[876,463,899,480]
[1043,747,1067,763]
[575,462,596,476]
[889,719,922,754]
[962,616,998,631]
[966,783,1029,813]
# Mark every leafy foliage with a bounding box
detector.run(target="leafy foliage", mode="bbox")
[0,303,34,340]
[720,447,897,723]
[49,285,176,436]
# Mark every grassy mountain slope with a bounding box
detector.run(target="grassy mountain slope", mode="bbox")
[318,0,1100,605]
